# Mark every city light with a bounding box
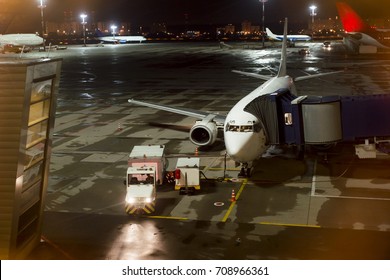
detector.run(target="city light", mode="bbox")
[37,0,46,37]
[259,0,268,48]
[309,5,317,38]
[111,25,117,40]
[80,13,87,47]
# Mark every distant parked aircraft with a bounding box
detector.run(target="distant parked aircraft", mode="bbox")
[0,33,44,53]
[95,30,146,44]
[336,2,390,49]
[266,28,311,42]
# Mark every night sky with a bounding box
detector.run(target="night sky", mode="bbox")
[8,0,390,32]
[44,0,390,23]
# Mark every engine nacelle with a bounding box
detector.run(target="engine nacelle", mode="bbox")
[189,120,218,146]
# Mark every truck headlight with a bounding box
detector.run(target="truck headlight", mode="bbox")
[126,197,135,204]
[145,197,152,203]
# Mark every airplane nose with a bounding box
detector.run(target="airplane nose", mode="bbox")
[224,128,267,163]
[225,134,254,163]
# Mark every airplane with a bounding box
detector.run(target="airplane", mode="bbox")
[98,35,147,44]
[128,18,342,177]
[266,27,311,42]
[0,33,44,53]
[95,30,146,44]
[336,2,390,49]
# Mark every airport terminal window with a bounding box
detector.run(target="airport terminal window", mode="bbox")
[24,141,45,170]
[30,80,52,103]
[28,99,50,125]
[26,120,48,149]
[22,162,43,191]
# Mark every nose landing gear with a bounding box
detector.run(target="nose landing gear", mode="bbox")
[238,162,251,178]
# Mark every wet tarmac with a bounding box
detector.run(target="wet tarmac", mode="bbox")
[14,41,390,259]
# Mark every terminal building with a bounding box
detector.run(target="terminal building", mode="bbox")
[0,58,62,259]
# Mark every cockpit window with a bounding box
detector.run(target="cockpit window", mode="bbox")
[226,124,254,132]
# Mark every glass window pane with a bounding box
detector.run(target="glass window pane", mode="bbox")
[31,80,52,103]
[26,120,47,148]
[23,162,43,190]
[24,141,45,170]
[29,100,50,125]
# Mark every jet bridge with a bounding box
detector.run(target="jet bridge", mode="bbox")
[253,89,390,158]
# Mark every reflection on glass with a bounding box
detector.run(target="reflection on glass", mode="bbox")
[28,99,50,125]
[24,141,45,169]
[22,162,43,190]
[26,120,47,148]
[31,81,52,103]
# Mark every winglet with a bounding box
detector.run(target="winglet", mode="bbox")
[277,18,288,77]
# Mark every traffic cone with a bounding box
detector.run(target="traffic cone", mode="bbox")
[195,147,199,156]
[230,189,236,202]
[117,122,123,131]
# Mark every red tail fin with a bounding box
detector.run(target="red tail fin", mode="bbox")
[336,2,368,32]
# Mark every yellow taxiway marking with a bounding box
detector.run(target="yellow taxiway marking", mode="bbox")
[221,179,248,222]
[208,167,242,171]
[145,215,188,220]
[259,222,321,228]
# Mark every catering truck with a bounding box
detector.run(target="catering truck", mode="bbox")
[124,145,166,214]
[174,157,200,194]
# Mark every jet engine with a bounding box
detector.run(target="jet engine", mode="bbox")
[189,120,218,146]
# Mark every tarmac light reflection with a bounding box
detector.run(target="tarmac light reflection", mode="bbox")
[107,221,164,260]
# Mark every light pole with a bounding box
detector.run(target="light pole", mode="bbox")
[111,25,117,41]
[37,0,46,37]
[80,13,87,47]
[309,5,317,39]
[259,0,268,48]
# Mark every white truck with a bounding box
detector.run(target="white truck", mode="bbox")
[174,157,200,194]
[124,145,166,214]
[125,166,157,214]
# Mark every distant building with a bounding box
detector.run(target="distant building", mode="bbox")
[310,17,343,35]
[150,23,167,34]
[225,24,235,34]
[241,20,252,34]
[367,18,390,29]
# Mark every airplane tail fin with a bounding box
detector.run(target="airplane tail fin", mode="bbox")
[336,2,370,32]
[95,29,105,37]
[265,28,276,40]
[277,18,288,78]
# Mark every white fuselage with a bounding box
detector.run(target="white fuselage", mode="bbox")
[348,32,390,49]
[99,36,147,43]
[0,34,44,46]
[224,76,295,163]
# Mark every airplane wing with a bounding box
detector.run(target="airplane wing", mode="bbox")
[128,99,226,126]
[232,70,273,81]
[294,70,344,82]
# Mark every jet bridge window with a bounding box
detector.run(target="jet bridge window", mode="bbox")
[284,113,293,125]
